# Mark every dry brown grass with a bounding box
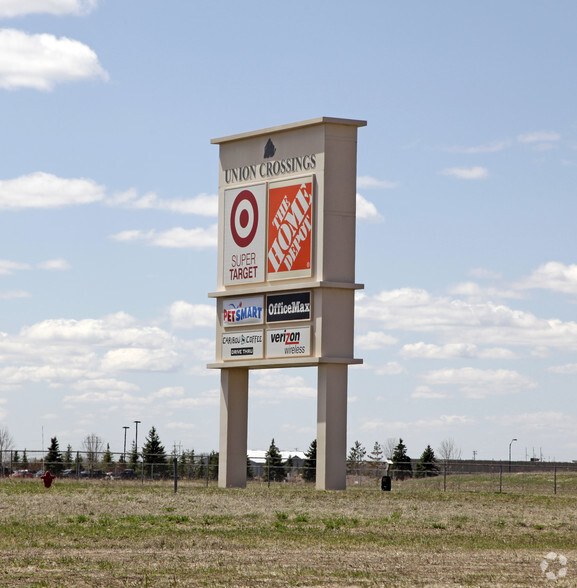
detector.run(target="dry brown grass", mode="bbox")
[0,479,575,586]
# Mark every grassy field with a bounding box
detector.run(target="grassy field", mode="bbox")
[0,478,575,586]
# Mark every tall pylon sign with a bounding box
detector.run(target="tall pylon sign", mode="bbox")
[209,117,365,490]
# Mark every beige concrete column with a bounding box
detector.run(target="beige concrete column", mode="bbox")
[316,363,348,490]
[218,368,249,488]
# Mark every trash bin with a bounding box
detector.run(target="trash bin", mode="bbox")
[381,475,391,491]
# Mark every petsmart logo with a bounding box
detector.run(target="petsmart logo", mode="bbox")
[223,296,264,327]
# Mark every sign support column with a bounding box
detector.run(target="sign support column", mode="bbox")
[317,363,348,490]
[218,367,249,488]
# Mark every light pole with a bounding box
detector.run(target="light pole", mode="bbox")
[508,438,517,473]
[134,420,141,462]
[122,426,129,462]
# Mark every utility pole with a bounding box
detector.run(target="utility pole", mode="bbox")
[123,426,129,462]
[134,421,141,462]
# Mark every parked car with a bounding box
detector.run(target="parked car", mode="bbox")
[61,469,78,478]
[80,470,106,479]
[11,470,34,478]
[120,469,136,479]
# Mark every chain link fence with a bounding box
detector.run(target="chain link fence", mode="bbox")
[2,450,576,494]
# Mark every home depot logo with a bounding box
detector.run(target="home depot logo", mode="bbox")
[267,180,312,275]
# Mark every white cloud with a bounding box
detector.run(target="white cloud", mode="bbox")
[401,342,516,360]
[423,367,537,398]
[0,290,30,299]
[356,194,383,222]
[37,258,71,271]
[440,166,488,180]
[149,387,185,399]
[487,411,577,433]
[468,268,502,280]
[548,363,577,375]
[447,281,521,301]
[165,421,196,431]
[0,172,105,210]
[101,348,183,372]
[0,0,98,18]
[443,141,509,154]
[357,176,399,189]
[517,131,561,144]
[0,365,86,388]
[516,262,577,295]
[375,361,406,376]
[109,189,218,217]
[168,301,215,329]
[21,313,172,348]
[356,286,577,351]
[411,386,450,399]
[355,331,397,350]
[251,370,316,401]
[0,29,108,91]
[401,342,478,359]
[0,259,30,275]
[360,414,473,432]
[111,225,218,249]
[72,378,140,393]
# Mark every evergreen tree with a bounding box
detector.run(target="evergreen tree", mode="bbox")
[63,444,74,469]
[142,426,168,476]
[102,443,114,467]
[415,445,439,478]
[177,450,187,477]
[246,456,254,480]
[13,451,20,469]
[45,436,63,474]
[195,454,206,480]
[369,441,384,473]
[347,440,367,475]
[265,438,285,482]
[301,439,317,482]
[208,451,219,481]
[391,438,413,480]
[129,441,139,467]
[21,449,28,470]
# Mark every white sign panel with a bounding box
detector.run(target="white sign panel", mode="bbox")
[266,326,311,358]
[222,330,264,360]
[223,183,266,286]
[222,295,264,327]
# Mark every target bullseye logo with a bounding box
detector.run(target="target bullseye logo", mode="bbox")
[230,190,258,248]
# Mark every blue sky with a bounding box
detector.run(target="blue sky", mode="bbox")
[1,0,576,463]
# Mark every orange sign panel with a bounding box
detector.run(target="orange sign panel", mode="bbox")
[267,177,313,280]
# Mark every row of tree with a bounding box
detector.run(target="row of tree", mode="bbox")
[347,438,462,480]
[1,424,461,483]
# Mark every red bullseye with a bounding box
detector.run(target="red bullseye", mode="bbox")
[230,190,258,247]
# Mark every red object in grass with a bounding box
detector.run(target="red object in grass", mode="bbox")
[41,470,56,488]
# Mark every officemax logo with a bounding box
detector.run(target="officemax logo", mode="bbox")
[266,291,311,323]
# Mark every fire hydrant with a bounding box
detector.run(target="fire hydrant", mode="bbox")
[41,470,55,489]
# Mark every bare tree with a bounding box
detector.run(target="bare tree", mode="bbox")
[82,433,104,469]
[437,438,462,463]
[383,438,397,460]
[0,426,15,473]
